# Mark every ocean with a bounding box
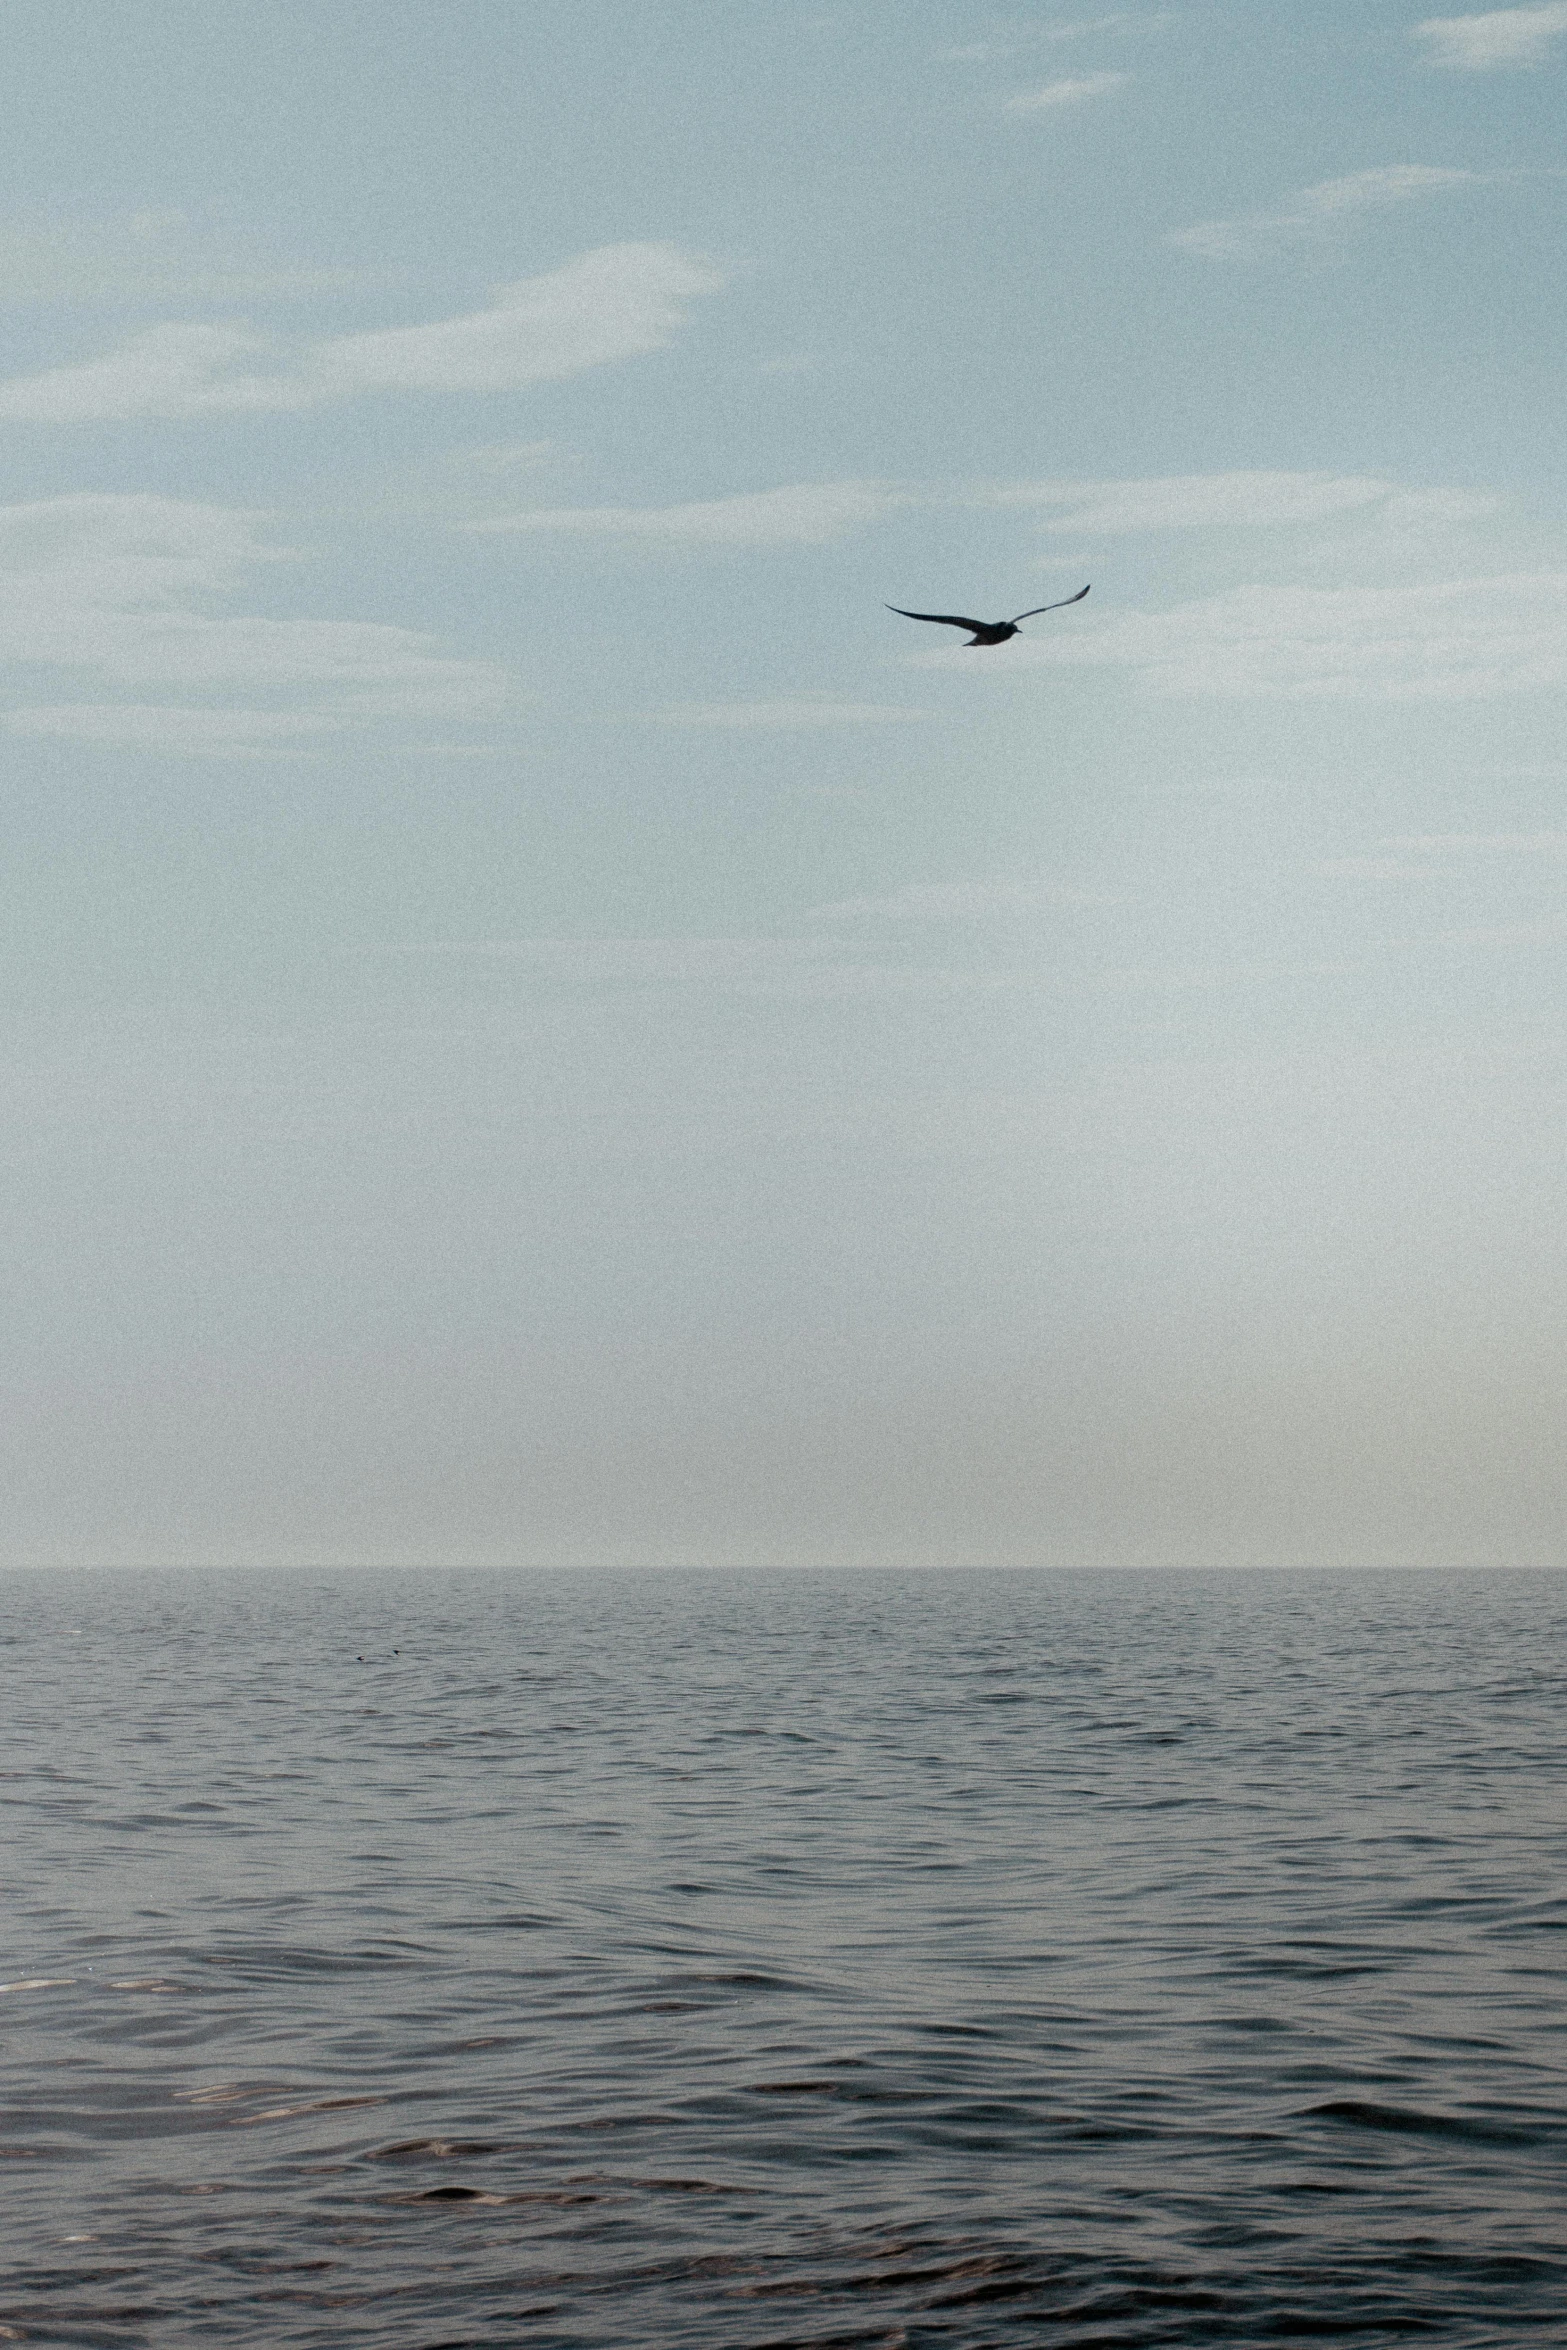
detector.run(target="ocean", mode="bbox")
[2,1565,1563,2347]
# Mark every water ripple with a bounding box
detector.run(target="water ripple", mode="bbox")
[1,1564,1563,2346]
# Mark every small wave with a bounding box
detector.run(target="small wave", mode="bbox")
[386,2183,601,2205]
[232,2094,385,2125]
[1304,2098,1547,2145]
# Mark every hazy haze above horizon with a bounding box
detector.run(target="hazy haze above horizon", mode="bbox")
[4,0,1566,1569]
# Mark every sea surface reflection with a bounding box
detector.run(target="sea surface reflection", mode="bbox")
[2,1565,1563,2345]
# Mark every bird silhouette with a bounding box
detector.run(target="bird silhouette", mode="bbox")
[887,585,1090,646]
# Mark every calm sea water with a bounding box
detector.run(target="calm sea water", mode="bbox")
[2,1566,1563,2348]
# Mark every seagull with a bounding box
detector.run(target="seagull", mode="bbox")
[886,585,1090,646]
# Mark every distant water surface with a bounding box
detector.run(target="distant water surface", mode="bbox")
[1,1565,1563,2347]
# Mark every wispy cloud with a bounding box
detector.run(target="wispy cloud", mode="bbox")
[1172,166,1506,260]
[388,936,835,979]
[3,704,340,753]
[811,880,1121,920]
[1099,956,1355,994]
[940,15,1157,61]
[1415,4,1567,68]
[476,469,1501,553]
[442,439,559,476]
[1309,857,1438,880]
[1000,471,1410,531]
[646,699,934,727]
[0,494,510,752]
[471,480,913,546]
[934,573,1567,700]
[0,244,722,422]
[1382,830,1567,852]
[1038,13,1150,38]
[377,934,1007,1000]
[1005,71,1128,111]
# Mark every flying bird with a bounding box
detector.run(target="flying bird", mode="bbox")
[886,585,1090,646]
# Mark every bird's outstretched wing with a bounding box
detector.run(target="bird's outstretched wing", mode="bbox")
[886,606,989,631]
[1010,586,1091,622]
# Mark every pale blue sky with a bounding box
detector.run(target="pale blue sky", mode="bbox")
[4,1,1566,1566]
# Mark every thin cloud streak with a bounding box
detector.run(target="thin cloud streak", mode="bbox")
[1172,166,1509,260]
[1005,71,1129,110]
[0,493,511,747]
[471,480,914,545]
[1310,857,1438,880]
[646,699,935,728]
[940,16,1145,58]
[1383,831,1567,852]
[479,468,1498,549]
[373,933,1009,1000]
[0,244,722,421]
[947,573,1567,699]
[999,471,1405,530]
[3,704,340,753]
[811,881,1124,920]
[1415,3,1567,68]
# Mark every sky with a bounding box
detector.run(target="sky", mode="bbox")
[3,0,1566,1569]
